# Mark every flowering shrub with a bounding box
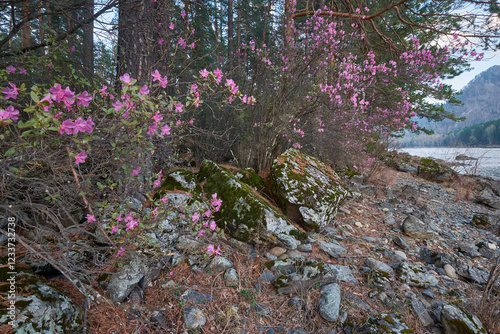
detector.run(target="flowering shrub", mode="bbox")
[0,60,252,301]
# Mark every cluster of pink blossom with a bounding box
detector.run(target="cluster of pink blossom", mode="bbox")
[59,117,95,134]
[0,105,19,121]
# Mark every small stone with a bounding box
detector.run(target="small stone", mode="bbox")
[354,221,363,228]
[265,252,278,260]
[297,244,313,252]
[253,303,271,316]
[180,289,213,304]
[421,288,435,299]
[288,296,303,309]
[393,236,410,250]
[204,256,233,273]
[444,264,458,279]
[286,249,306,260]
[224,268,239,287]
[269,247,287,257]
[320,241,347,258]
[258,270,276,283]
[183,306,206,329]
[488,243,497,250]
[402,215,433,239]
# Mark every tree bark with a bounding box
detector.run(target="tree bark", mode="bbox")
[82,0,94,78]
[21,0,31,48]
[227,0,234,64]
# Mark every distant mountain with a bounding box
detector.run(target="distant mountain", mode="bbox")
[418,65,500,134]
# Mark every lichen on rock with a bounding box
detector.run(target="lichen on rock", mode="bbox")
[197,160,306,248]
[270,149,349,231]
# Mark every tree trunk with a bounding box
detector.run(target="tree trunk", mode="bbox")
[38,0,45,55]
[227,0,234,64]
[82,0,94,78]
[21,0,31,48]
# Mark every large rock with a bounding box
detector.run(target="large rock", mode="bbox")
[417,157,456,183]
[107,258,148,303]
[317,283,341,322]
[402,215,434,239]
[270,149,349,231]
[440,304,486,334]
[0,266,83,333]
[356,313,414,333]
[198,160,306,248]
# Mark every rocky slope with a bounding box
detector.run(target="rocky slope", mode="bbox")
[1,150,499,334]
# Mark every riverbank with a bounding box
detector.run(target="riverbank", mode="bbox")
[2,153,499,333]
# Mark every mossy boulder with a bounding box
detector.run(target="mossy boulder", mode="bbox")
[0,264,83,333]
[198,160,306,248]
[357,313,414,333]
[232,167,269,194]
[270,149,349,231]
[417,157,456,183]
[441,304,486,334]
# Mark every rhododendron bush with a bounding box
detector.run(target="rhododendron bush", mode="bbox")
[0,58,249,300]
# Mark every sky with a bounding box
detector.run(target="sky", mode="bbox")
[444,49,500,91]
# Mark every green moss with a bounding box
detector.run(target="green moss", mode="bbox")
[154,169,203,200]
[471,214,489,226]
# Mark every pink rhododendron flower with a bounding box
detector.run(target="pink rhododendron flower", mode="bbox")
[200,69,209,78]
[161,124,171,135]
[139,85,150,96]
[6,65,15,73]
[147,124,157,135]
[215,245,222,256]
[132,167,141,176]
[207,244,215,254]
[122,110,130,119]
[126,219,139,231]
[75,151,87,164]
[40,93,52,111]
[110,225,119,233]
[152,69,162,82]
[190,84,198,92]
[77,91,92,107]
[176,120,182,126]
[209,220,216,231]
[197,230,205,237]
[100,85,108,96]
[2,83,19,100]
[59,119,75,134]
[151,207,158,216]
[86,214,96,223]
[204,209,211,218]
[169,22,174,30]
[192,212,200,222]
[112,100,124,112]
[153,179,161,188]
[161,196,168,203]
[19,68,26,75]
[214,69,223,84]
[119,73,134,84]
[117,214,123,222]
[153,113,163,124]
[116,247,125,257]
[0,105,19,121]
[158,76,168,88]
[175,103,184,113]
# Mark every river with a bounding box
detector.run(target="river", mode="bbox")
[397,147,500,180]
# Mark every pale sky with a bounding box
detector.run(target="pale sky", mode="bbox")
[444,49,500,90]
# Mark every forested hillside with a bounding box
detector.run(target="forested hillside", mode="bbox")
[416,65,500,135]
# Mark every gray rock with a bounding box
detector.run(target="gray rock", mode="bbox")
[358,313,412,333]
[365,258,394,276]
[324,264,359,284]
[175,235,201,252]
[317,283,341,322]
[224,268,239,287]
[259,270,276,282]
[399,262,439,288]
[198,160,303,248]
[441,304,486,334]
[205,256,233,273]
[270,149,349,231]
[457,242,481,258]
[421,288,435,299]
[269,247,287,257]
[288,328,308,334]
[183,306,206,329]
[107,258,147,303]
[180,289,213,304]
[402,215,434,239]
[288,296,303,309]
[0,269,83,333]
[287,249,307,260]
[320,241,347,258]
[393,236,410,250]
[343,291,371,310]
[444,264,458,279]
[297,244,313,252]
[411,297,434,327]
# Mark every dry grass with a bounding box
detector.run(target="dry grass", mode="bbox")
[472,258,500,333]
